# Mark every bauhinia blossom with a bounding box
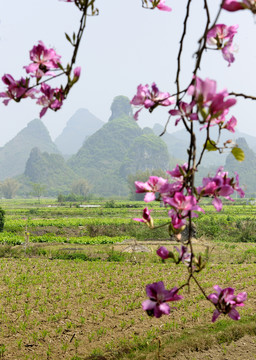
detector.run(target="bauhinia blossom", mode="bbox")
[222,0,256,13]
[197,167,244,211]
[130,83,175,120]
[164,192,204,228]
[174,245,191,265]
[167,163,188,179]
[207,24,238,66]
[134,176,167,202]
[169,101,198,126]
[149,0,172,11]
[223,116,237,133]
[0,74,36,105]
[208,285,247,322]
[187,76,236,127]
[24,41,61,79]
[37,83,64,118]
[156,246,170,259]
[142,281,183,318]
[133,207,154,228]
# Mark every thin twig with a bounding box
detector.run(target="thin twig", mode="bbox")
[229,92,256,101]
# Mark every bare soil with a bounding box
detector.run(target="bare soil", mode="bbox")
[0,241,255,360]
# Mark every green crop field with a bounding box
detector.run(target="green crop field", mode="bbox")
[0,199,255,359]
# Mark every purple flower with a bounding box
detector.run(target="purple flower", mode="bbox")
[142,281,183,318]
[134,176,167,202]
[156,246,170,259]
[208,285,247,322]
[222,0,256,13]
[0,74,36,105]
[167,163,188,179]
[131,83,174,120]
[174,245,191,265]
[73,67,81,79]
[24,41,61,79]
[223,116,237,133]
[150,0,172,12]
[207,24,238,66]
[169,101,198,126]
[37,83,64,118]
[133,207,153,228]
[197,167,245,211]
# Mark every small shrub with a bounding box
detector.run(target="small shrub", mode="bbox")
[0,208,5,232]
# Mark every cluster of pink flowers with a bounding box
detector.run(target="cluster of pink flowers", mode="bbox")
[0,41,81,118]
[134,161,244,231]
[157,245,191,265]
[131,77,237,134]
[187,76,237,130]
[197,167,244,211]
[208,286,247,322]
[143,248,247,321]
[130,83,175,120]
[0,75,36,106]
[142,281,182,318]
[207,24,238,66]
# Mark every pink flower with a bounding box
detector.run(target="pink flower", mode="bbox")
[222,0,256,13]
[24,41,61,79]
[37,83,64,118]
[142,281,183,318]
[133,207,153,227]
[150,0,172,11]
[73,67,81,79]
[208,285,247,322]
[187,76,236,127]
[207,24,238,66]
[131,83,174,120]
[159,181,183,199]
[169,101,198,125]
[135,176,167,202]
[167,163,188,179]
[223,116,237,133]
[174,245,191,265]
[197,167,244,211]
[165,192,203,215]
[0,74,36,105]
[187,77,217,106]
[156,246,170,259]
[234,172,245,198]
[168,210,187,229]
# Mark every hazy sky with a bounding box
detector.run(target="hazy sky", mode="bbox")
[0,0,255,146]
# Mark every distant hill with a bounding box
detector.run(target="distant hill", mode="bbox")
[153,124,256,167]
[153,123,188,161]
[68,96,170,196]
[55,108,104,155]
[120,127,169,178]
[225,138,256,196]
[0,119,59,180]
[18,147,79,196]
[168,126,256,166]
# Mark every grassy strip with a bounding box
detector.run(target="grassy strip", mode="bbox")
[106,315,256,360]
[0,232,128,246]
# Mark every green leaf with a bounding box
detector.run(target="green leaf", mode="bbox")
[205,140,217,152]
[65,33,72,44]
[231,147,245,162]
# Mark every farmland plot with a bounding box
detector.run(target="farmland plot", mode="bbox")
[0,199,254,359]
